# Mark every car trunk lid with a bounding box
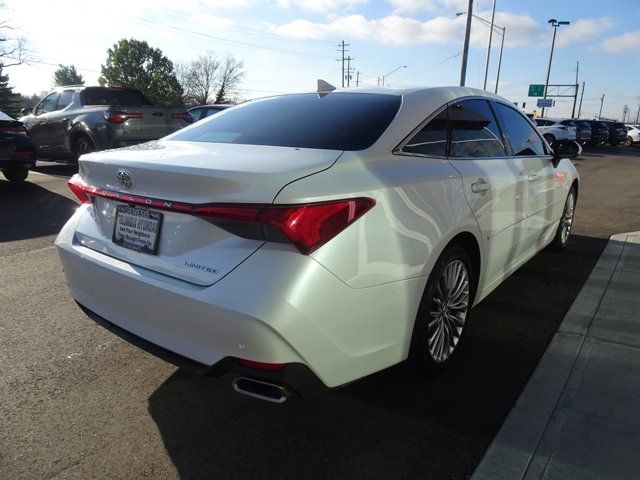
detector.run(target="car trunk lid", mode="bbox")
[73,140,341,286]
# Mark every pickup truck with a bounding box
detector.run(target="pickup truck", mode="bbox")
[20,86,192,160]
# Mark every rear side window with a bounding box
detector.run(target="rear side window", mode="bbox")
[169,93,401,151]
[57,90,75,110]
[449,99,505,158]
[402,108,448,156]
[560,120,576,127]
[82,87,154,107]
[35,92,60,115]
[190,108,207,122]
[494,102,546,156]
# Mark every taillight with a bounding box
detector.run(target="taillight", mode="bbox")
[172,113,193,124]
[0,124,28,134]
[236,358,286,371]
[11,149,35,157]
[64,178,375,254]
[67,174,91,204]
[104,111,143,124]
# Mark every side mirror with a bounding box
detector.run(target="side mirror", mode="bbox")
[553,140,581,163]
[20,107,33,116]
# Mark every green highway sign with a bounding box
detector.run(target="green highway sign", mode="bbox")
[528,84,545,97]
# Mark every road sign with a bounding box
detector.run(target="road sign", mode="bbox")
[537,98,553,108]
[528,84,545,97]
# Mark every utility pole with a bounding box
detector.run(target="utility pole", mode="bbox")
[337,41,349,88]
[598,92,605,120]
[483,0,496,90]
[635,104,640,124]
[577,81,585,118]
[356,70,360,87]
[494,26,505,93]
[571,61,579,118]
[622,105,629,123]
[459,0,473,86]
[346,56,354,87]
[542,19,570,117]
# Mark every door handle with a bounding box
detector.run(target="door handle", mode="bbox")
[471,180,491,193]
[527,174,539,182]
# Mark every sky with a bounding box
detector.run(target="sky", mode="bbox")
[3,0,640,121]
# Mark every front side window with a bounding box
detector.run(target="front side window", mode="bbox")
[402,108,448,156]
[449,99,505,158]
[35,92,60,115]
[494,102,546,156]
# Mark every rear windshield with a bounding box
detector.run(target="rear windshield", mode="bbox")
[81,87,154,107]
[168,93,402,151]
[575,121,590,128]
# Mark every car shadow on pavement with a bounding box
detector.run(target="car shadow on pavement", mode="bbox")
[0,178,78,242]
[147,233,608,480]
[33,161,79,178]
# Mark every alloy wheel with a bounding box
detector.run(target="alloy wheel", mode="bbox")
[427,259,470,363]
[561,192,575,245]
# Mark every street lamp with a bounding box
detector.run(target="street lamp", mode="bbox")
[380,65,407,86]
[456,12,506,93]
[541,18,570,116]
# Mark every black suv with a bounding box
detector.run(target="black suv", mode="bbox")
[573,120,592,145]
[582,120,609,146]
[602,122,627,146]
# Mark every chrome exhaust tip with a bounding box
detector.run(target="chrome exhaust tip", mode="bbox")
[232,377,292,403]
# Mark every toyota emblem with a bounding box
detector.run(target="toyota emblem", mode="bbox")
[116,169,133,188]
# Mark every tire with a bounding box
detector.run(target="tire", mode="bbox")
[2,167,29,182]
[610,140,619,147]
[72,135,96,161]
[543,134,556,148]
[548,187,576,252]
[410,245,475,373]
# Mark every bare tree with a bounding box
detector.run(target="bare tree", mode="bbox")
[214,56,244,104]
[0,4,30,67]
[177,52,244,106]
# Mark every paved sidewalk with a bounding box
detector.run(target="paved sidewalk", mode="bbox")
[472,232,640,480]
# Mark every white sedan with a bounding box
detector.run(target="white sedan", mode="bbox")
[57,85,579,402]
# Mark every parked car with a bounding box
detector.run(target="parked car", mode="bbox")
[603,121,629,146]
[625,124,640,144]
[582,120,609,146]
[534,117,577,145]
[0,111,36,182]
[57,86,579,402]
[189,104,233,122]
[574,120,592,145]
[19,86,193,161]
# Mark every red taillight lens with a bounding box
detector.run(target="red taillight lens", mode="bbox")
[236,358,286,371]
[67,174,91,204]
[172,113,193,124]
[105,111,143,124]
[261,199,375,254]
[0,124,28,134]
[11,149,35,156]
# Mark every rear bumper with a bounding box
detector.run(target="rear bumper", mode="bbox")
[0,156,36,169]
[56,207,424,389]
[78,302,327,398]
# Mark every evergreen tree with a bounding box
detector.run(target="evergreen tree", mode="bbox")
[0,66,19,117]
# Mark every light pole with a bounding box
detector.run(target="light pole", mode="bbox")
[459,0,473,86]
[456,12,506,93]
[381,65,407,86]
[541,18,570,117]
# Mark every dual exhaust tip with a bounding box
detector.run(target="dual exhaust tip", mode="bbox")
[232,377,292,403]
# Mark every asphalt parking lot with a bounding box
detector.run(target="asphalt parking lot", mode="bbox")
[2,146,640,480]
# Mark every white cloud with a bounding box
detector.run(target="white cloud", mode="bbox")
[601,29,640,54]
[555,18,615,48]
[272,11,540,48]
[272,14,465,45]
[388,0,468,14]
[200,0,255,8]
[275,0,369,13]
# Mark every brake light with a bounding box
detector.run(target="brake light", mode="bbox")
[65,177,375,254]
[67,174,91,204]
[104,111,143,124]
[171,113,193,124]
[11,149,35,156]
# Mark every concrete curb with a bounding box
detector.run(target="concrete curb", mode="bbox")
[471,231,640,480]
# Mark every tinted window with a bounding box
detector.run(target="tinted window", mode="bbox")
[560,120,576,126]
[449,99,505,157]
[169,93,401,151]
[57,90,75,110]
[190,108,207,122]
[82,87,154,107]
[494,102,546,156]
[535,119,547,126]
[402,108,448,156]
[36,92,59,115]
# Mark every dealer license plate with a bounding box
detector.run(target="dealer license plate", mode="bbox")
[112,205,162,255]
